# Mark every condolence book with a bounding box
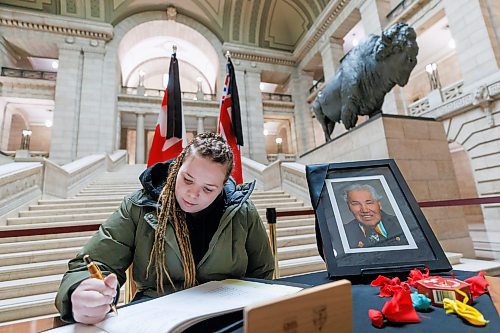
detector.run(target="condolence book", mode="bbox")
[47,279,303,333]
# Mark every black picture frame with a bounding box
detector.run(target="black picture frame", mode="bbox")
[306,159,451,279]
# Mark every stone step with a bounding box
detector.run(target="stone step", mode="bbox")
[268,217,315,228]
[0,292,58,323]
[453,258,500,276]
[254,202,304,210]
[83,185,140,190]
[279,256,326,277]
[473,241,500,251]
[278,244,319,261]
[277,234,316,248]
[0,260,68,281]
[275,225,315,237]
[251,190,286,195]
[257,206,313,216]
[0,247,80,266]
[250,197,297,204]
[37,196,127,205]
[76,191,136,197]
[29,200,122,211]
[474,250,500,260]
[468,222,500,232]
[0,231,95,245]
[251,193,289,199]
[0,274,62,300]
[7,213,111,225]
[469,230,500,243]
[260,215,315,223]
[78,188,137,194]
[445,252,463,265]
[0,236,90,254]
[19,206,118,217]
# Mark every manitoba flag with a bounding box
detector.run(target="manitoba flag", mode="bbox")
[147,51,186,167]
[218,56,244,184]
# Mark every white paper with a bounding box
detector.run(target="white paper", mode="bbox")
[47,279,302,333]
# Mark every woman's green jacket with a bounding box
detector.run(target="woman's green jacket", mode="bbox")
[55,162,274,322]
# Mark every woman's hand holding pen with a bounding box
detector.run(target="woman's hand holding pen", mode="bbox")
[71,273,118,324]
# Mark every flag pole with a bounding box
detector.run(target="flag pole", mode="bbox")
[225,50,231,60]
[173,44,177,55]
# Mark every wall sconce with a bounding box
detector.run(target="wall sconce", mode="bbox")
[425,63,441,90]
[21,129,32,150]
[275,137,283,154]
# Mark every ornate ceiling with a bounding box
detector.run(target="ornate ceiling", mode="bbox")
[1,0,329,52]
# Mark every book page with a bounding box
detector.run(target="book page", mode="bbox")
[48,279,302,333]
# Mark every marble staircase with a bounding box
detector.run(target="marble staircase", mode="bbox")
[0,165,144,323]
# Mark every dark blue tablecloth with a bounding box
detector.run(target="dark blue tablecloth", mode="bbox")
[278,270,499,333]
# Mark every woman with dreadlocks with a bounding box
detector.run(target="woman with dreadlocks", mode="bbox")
[55,132,274,324]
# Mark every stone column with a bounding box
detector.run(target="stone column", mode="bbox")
[100,41,120,154]
[359,0,391,35]
[0,101,8,150]
[197,116,205,134]
[233,66,267,164]
[291,69,316,155]
[443,0,499,84]
[135,113,145,164]
[50,42,83,164]
[319,36,344,82]
[76,44,106,159]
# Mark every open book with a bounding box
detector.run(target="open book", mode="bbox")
[47,279,303,333]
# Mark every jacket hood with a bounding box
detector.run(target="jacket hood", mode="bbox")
[137,160,255,208]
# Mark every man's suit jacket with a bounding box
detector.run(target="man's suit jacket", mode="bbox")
[343,211,408,249]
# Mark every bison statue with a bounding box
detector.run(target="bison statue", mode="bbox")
[311,23,419,142]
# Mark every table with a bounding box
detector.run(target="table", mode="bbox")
[0,270,497,332]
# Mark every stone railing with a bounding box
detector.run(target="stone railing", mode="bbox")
[261,93,293,102]
[43,154,106,198]
[0,75,56,100]
[0,151,129,218]
[120,87,217,101]
[106,150,128,171]
[267,154,297,163]
[281,162,311,205]
[408,97,430,116]
[241,157,282,191]
[408,80,465,116]
[442,81,464,102]
[1,67,57,81]
[241,156,311,205]
[421,75,500,120]
[0,162,43,222]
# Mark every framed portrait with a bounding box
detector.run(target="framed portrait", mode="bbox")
[306,159,451,279]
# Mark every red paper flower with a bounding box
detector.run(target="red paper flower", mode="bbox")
[465,271,489,299]
[368,284,420,327]
[371,275,402,297]
[407,268,431,287]
[368,309,384,328]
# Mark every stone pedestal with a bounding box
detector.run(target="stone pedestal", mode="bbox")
[298,114,475,257]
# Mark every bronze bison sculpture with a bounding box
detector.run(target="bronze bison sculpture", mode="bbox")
[311,23,419,142]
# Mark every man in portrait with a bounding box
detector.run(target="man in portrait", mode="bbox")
[343,184,408,249]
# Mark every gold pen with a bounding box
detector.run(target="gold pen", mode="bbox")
[83,254,118,315]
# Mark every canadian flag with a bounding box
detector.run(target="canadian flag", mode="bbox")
[147,51,186,167]
[218,56,244,184]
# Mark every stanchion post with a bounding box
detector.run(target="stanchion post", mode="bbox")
[266,207,279,279]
